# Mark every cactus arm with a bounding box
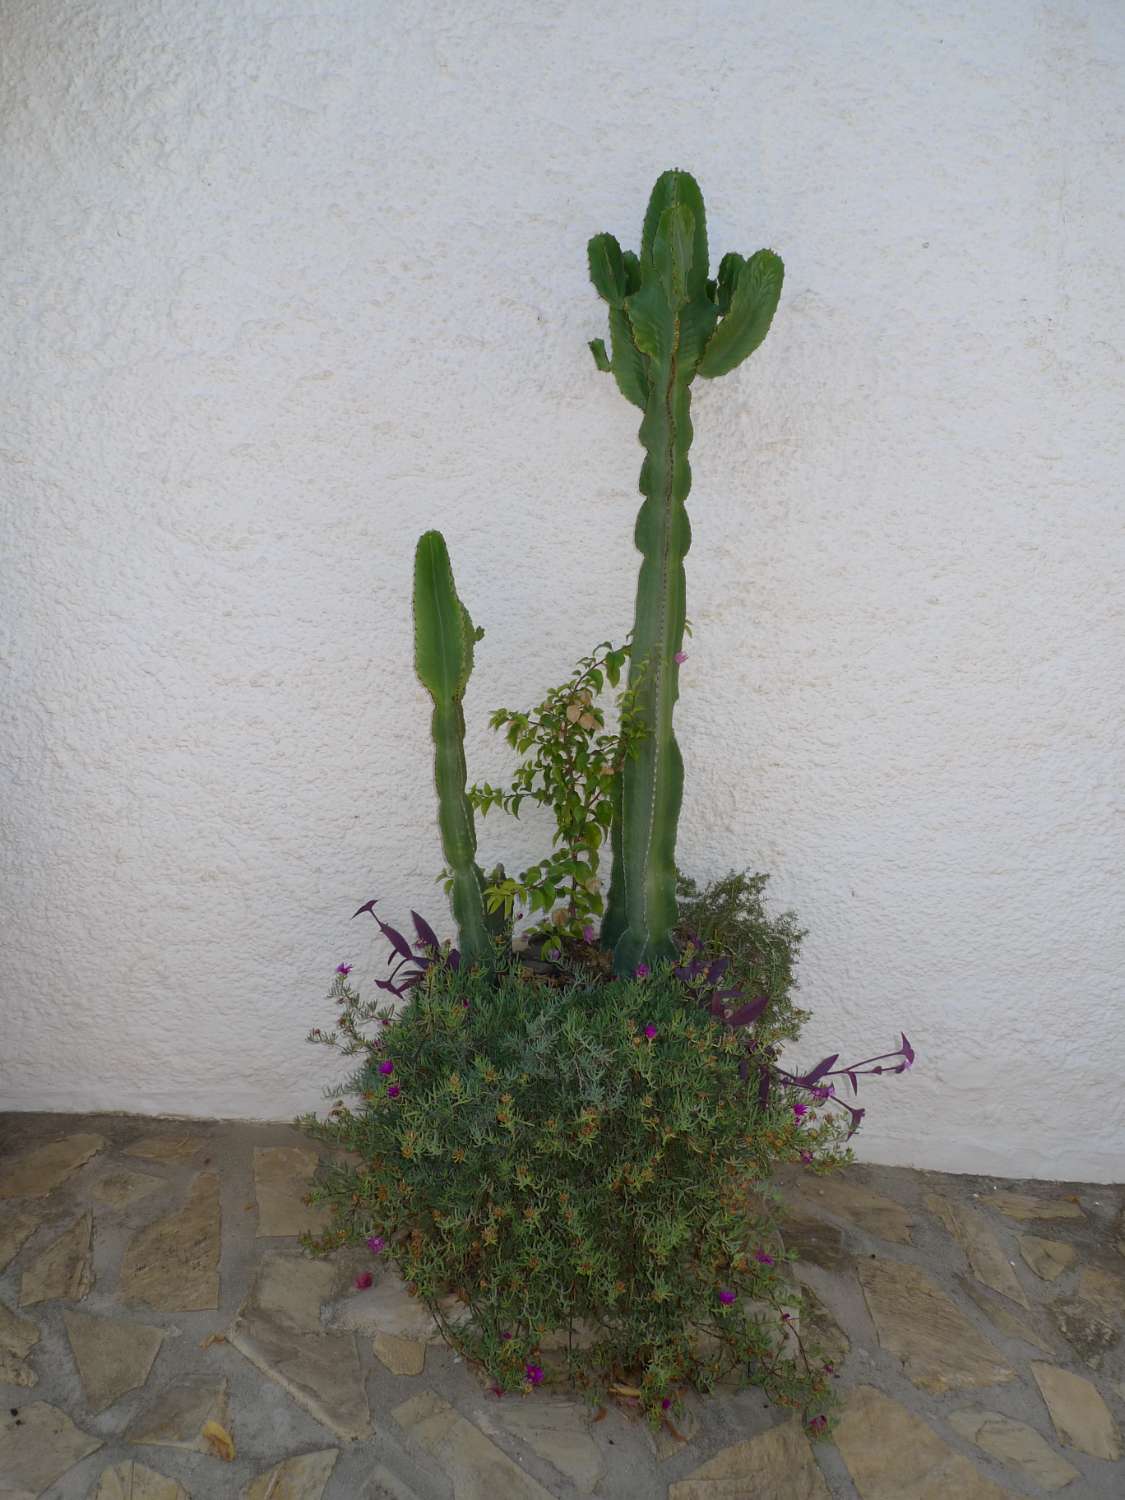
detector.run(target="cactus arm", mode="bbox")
[698,249,784,378]
[413,531,492,965]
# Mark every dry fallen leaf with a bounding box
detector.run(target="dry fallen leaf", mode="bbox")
[199,1332,226,1350]
[201,1419,235,1461]
[592,1405,608,1424]
[609,1383,642,1398]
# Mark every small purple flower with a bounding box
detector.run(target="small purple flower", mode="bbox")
[634,963,650,979]
[366,1235,385,1254]
[718,1287,737,1306]
[583,924,596,943]
[500,1330,513,1341]
[808,1414,828,1436]
[800,1151,814,1165]
[336,963,352,975]
[525,1363,544,1386]
[386,1084,401,1099]
[644,1024,658,1040]
[379,1059,394,1075]
[811,1085,834,1102]
[661,1396,672,1410]
[755,1250,774,1266]
[461,997,470,1008]
[354,1271,373,1290]
[674,650,687,664]
[547,947,561,961]
[792,1102,808,1118]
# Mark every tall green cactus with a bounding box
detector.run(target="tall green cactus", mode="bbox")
[413,530,492,965]
[588,170,784,975]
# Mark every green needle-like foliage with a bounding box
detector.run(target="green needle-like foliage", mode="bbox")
[413,530,492,965]
[588,171,784,975]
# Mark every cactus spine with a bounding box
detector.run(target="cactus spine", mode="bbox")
[588,171,784,975]
[413,530,492,965]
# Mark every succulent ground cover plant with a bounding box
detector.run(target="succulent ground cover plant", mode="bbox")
[303,170,912,1435]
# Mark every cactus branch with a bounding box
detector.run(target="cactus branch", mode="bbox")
[413,530,492,965]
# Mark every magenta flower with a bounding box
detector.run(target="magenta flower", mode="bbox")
[800,1151,814,1165]
[718,1287,736,1306]
[661,1396,672,1410]
[379,1059,394,1075]
[808,1414,828,1436]
[336,963,352,975]
[674,651,687,664]
[500,1330,513,1341]
[583,924,596,943]
[755,1250,774,1266]
[387,1085,401,1099]
[793,1102,808,1118]
[644,1024,658,1040]
[366,1235,385,1254]
[525,1363,544,1386]
[634,963,650,979]
[354,1271,373,1290]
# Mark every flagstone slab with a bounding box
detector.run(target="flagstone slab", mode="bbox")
[797,1179,913,1244]
[956,1276,1053,1353]
[1031,1361,1121,1460]
[835,1386,1017,1498]
[1049,1296,1119,1368]
[63,1308,166,1413]
[1019,1235,1076,1282]
[0,1212,39,1272]
[858,1258,1014,1393]
[780,1207,850,1271]
[668,1420,830,1499]
[0,1401,102,1494]
[0,1301,39,1386]
[242,1448,339,1498]
[990,1191,1084,1222]
[1076,1264,1125,1319]
[332,1266,459,1344]
[228,1252,370,1441]
[126,1376,230,1454]
[495,1396,604,1492]
[92,1460,191,1498]
[948,1409,1080,1490]
[124,1135,205,1164]
[120,1172,220,1311]
[93,1170,167,1208]
[19,1210,93,1306]
[373,1331,426,1376]
[0,1132,105,1199]
[925,1195,1028,1307]
[394,1392,555,1500]
[253,1146,331,1237]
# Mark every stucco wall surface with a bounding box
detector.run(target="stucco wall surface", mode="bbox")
[1,1,1122,1179]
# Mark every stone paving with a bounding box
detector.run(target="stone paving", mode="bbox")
[0,1113,1122,1499]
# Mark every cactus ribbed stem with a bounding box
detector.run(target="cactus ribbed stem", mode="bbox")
[589,171,784,975]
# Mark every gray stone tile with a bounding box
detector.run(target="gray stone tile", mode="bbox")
[120,1172,220,1312]
[0,1211,39,1272]
[494,1395,605,1492]
[126,1375,230,1454]
[92,1170,167,1208]
[835,1385,1017,1498]
[63,1308,166,1413]
[668,1420,830,1499]
[393,1391,554,1499]
[242,1448,339,1498]
[124,1135,205,1164]
[949,1408,1081,1490]
[1018,1235,1077,1282]
[253,1146,330,1237]
[925,1194,1028,1307]
[227,1252,370,1441]
[19,1210,93,1306]
[956,1275,1054,1354]
[796,1178,914,1245]
[0,1133,105,1199]
[91,1460,191,1498]
[373,1332,426,1376]
[858,1258,1014,1393]
[0,1401,101,1495]
[1031,1361,1121,1461]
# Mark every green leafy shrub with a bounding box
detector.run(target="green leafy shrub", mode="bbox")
[303,956,848,1427]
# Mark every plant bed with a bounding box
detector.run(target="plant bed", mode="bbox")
[301,170,911,1438]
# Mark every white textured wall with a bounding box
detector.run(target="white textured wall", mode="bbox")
[2,0,1122,1180]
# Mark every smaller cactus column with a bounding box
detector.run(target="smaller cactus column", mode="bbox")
[413,530,492,965]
